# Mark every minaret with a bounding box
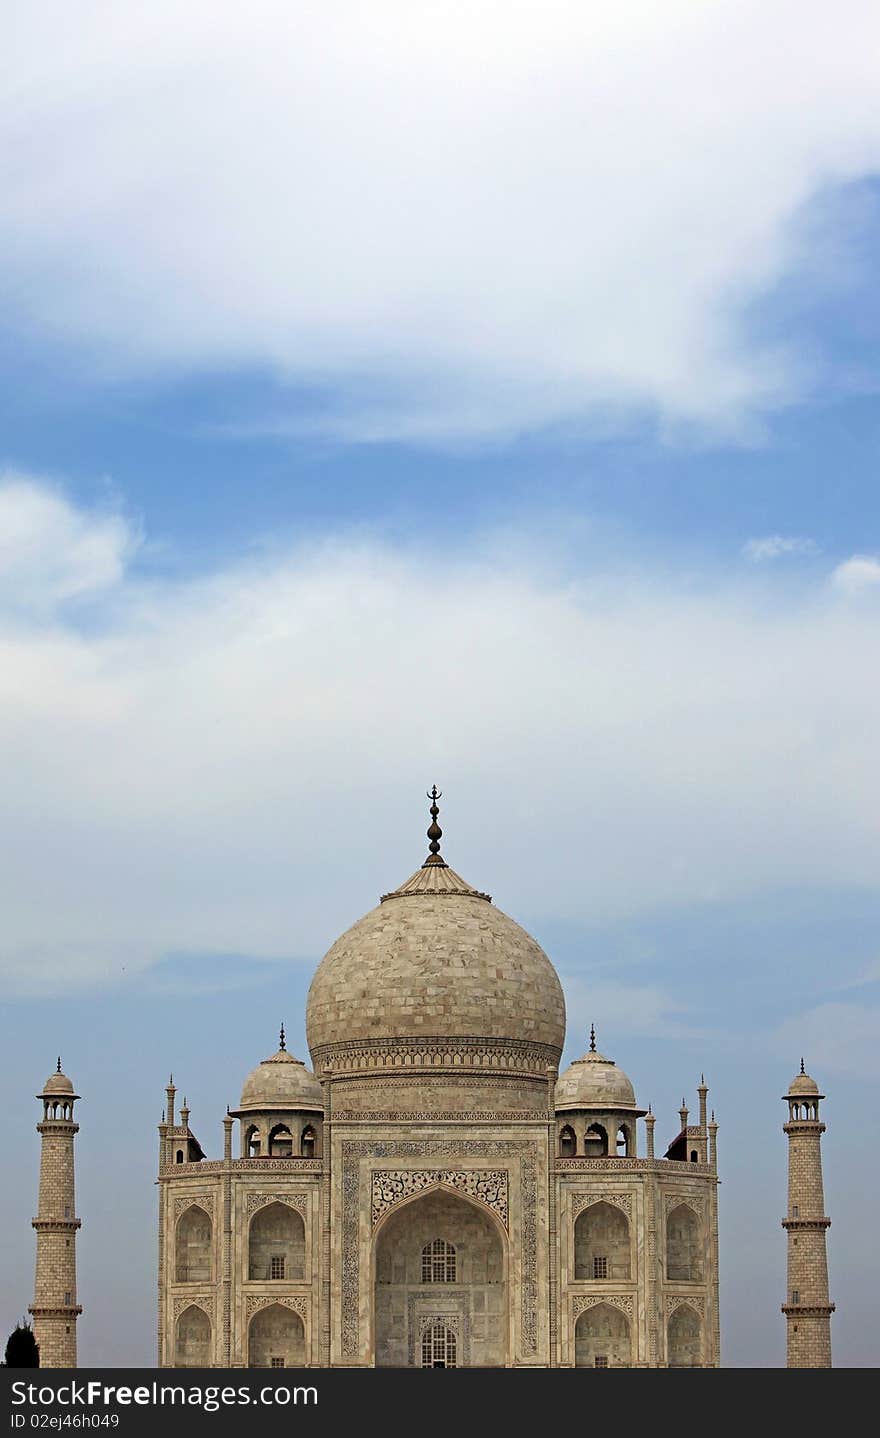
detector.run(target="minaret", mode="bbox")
[29,1060,82,1367]
[782,1060,833,1367]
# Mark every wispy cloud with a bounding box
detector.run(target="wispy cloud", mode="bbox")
[1,476,878,996]
[742,535,820,563]
[771,1002,880,1080]
[3,4,880,439]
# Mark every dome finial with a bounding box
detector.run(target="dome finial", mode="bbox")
[279,1023,286,1052]
[56,1056,62,1073]
[589,1023,596,1053]
[800,1056,805,1074]
[423,785,447,868]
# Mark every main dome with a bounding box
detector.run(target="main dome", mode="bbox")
[306,854,565,1065]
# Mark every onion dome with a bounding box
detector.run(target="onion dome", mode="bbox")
[555,1027,642,1112]
[305,788,565,1068]
[237,1026,322,1112]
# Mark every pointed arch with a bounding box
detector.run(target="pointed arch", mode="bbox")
[247,1303,305,1368]
[267,1124,293,1157]
[175,1303,211,1367]
[559,1124,577,1158]
[574,1200,631,1280]
[584,1123,609,1156]
[665,1203,703,1281]
[175,1204,212,1283]
[667,1303,702,1367]
[574,1302,631,1368]
[248,1200,305,1281]
[373,1185,508,1368]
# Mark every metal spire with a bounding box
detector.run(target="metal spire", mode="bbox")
[423,785,447,868]
[800,1057,805,1074]
[56,1056,62,1073]
[589,1024,596,1053]
[279,1023,286,1052]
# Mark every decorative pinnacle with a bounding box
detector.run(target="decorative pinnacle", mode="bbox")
[589,1024,597,1053]
[56,1056,62,1073]
[279,1023,286,1052]
[800,1057,805,1074]
[423,785,447,868]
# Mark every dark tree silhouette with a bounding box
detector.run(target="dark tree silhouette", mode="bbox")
[3,1320,39,1367]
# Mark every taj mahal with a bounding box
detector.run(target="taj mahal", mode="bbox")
[28,790,834,1368]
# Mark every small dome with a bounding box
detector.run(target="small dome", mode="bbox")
[239,1047,322,1113]
[38,1062,77,1099]
[556,1038,639,1112]
[786,1062,822,1099]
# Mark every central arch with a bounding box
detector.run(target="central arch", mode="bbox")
[372,1186,508,1368]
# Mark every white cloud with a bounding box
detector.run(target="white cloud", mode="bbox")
[830,554,880,593]
[0,474,137,611]
[2,3,880,438]
[2,479,880,995]
[771,1003,880,1080]
[742,535,819,563]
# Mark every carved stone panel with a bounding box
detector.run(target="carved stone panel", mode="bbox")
[572,1293,634,1318]
[571,1192,633,1221]
[172,1295,212,1322]
[665,1293,705,1316]
[371,1170,509,1228]
[244,1192,309,1218]
[245,1293,309,1321]
[173,1194,214,1220]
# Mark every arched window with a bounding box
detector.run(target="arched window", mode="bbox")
[585,1123,609,1156]
[666,1203,703,1282]
[421,1238,456,1283]
[175,1150,184,1163]
[268,1124,293,1158]
[616,1124,633,1156]
[175,1205,212,1283]
[248,1202,305,1281]
[301,1125,316,1159]
[690,1150,698,1163]
[559,1125,576,1158]
[244,1125,261,1158]
[421,1323,457,1368]
[574,1201,631,1280]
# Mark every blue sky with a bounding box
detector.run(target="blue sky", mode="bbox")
[1,0,879,1368]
